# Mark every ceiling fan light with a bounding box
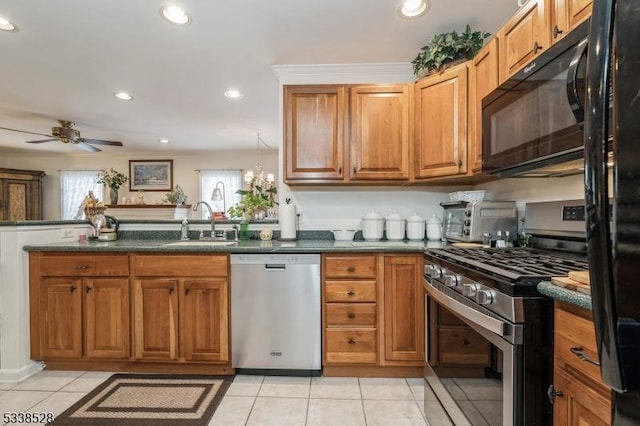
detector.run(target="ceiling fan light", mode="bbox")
[224,89,243,99]
[113,91,133,101]
[398,0,430,19]
[0,16,18,32]
[160,6,192,25]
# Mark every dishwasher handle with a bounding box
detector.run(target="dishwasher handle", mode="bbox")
[265,263,286,270]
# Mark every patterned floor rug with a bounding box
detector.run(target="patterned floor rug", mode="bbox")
[50,374,232,425]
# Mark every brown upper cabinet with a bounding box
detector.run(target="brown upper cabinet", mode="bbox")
[471,38,499,174]
[497,0,550,84]
[413,62,470,179]
[284,84,411,184]
[549,0,592,44]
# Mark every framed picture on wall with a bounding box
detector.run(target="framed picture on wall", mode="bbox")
[129,160,173,191]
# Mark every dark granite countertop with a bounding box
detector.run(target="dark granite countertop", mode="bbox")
[23,238,438,254]
[537,281,592,310]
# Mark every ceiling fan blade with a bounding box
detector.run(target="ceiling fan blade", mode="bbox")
[25,139,58,144]
[0,126,54,138]
[74,142,101,153]
[79,138,124,147]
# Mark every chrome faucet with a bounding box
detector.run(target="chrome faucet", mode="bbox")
[193,201,218,239]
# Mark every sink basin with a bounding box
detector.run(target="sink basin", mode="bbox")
[163,240,237,246]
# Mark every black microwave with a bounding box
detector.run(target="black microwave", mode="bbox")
[482,19,590,177]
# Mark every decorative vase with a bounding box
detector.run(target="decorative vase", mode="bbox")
[110,187,119,205]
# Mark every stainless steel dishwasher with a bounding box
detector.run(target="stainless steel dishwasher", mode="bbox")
[230,253,321,372]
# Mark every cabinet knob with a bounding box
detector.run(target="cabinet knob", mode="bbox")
[570,347,601,366]
[533,41,542,54]
[338,166,342,174]
[456,159,462,167]
[346,290,355,296]
[547,385,564,404]
[353,166,357,175]
[347,266,355,273]
[347,338,356,345]
[168,286,174,294]
[85,285,92,293]
[552,25,564,39]
[70,285,76,293]
[347,313,356,319]
[185,287,190,295]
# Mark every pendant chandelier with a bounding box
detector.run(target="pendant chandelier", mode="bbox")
[244,132,275,184]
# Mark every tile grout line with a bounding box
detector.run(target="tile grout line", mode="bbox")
[242,375,264,426]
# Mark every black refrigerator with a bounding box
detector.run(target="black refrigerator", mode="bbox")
[584,0,640,424]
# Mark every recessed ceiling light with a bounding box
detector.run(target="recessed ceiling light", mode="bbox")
[158,138,169,144]
[113,91,133,101]
[398,0,430,19]
[224,89,243,99]
[0,15,18,32]
[159,6,192,25]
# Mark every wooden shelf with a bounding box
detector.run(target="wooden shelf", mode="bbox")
[104,204,191,209]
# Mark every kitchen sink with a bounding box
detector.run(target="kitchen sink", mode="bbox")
[163,240,237,246]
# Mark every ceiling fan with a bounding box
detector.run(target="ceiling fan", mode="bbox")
[0,120,124,152]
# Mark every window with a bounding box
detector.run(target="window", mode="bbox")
[60,170,104,220]
[199,169,242,219]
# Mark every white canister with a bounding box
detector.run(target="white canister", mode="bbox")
[385,211,405,241]
[426,214,443,241]
[362,209,384,241]
[406,213,425,241]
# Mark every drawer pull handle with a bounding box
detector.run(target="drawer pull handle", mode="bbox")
[533,41,542,54]
[75,265,89,270]
[347,338,356,345]
[346,290,355,296]
[547,385,564,404]
[570,347,601,366]
[552,25,564,39]
[347,266,356,273]
[70,285,76,293]
[85,285,92,293]
[347,313,356,319]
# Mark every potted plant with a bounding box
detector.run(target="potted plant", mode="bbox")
[165,185,187,204]
[227,175,277,221]
[412,25,490,77]
[96,168,128,205]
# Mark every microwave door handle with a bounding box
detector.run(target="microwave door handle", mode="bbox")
[566,38,589,123]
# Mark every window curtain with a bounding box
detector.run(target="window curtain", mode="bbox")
[60,170,104,219]
[199,169,242,219]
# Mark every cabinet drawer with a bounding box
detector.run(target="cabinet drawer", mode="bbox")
[325,281,376,302]
[326,303,376,327]
[555,306,602,385]
[39,254,129,276]
[438,328,491,365]
[323,255,376,278]
[134,254,228,277]
[325,329,376,364]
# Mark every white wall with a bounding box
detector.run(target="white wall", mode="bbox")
[2,150,278,220]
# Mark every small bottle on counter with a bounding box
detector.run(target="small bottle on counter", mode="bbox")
[482,232,492,248]
[181,218,189,240]
[505,231,514,248]
[495,230,506,248]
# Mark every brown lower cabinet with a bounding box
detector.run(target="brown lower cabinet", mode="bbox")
[29,252,230,370]
[322,253,424,374]
[552,301,612,425]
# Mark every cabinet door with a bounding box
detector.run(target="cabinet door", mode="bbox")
[284,86,347,182]
[39,278,82,358]
[471,38,499,173]
[133,279,179,360]
[181,279,229,362]
[349,85,410,180]
[84,278,130,359]
[553,370,611,426]
[498,0,549,83]
[382,255,424,363]
[414,63,469,179]
[550,0,592,44]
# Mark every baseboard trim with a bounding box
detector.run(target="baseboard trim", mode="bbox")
[0,361,45,383]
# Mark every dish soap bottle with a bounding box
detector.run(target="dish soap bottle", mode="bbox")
[181,218,189,240]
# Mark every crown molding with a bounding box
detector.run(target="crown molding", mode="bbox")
[272,63,414,84]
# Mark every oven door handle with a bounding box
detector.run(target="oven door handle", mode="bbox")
[424,278,508,337]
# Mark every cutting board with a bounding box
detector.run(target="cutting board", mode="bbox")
[568,270,590,286]
[551,275,591,295]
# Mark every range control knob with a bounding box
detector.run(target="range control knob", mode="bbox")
[424,264,434,275]
[430,266,442,279]
[463,283,480,297]
[444,274,460,288]
[464,220,471,226]
[463,229,470,236]
[464,209,472,217]
[477,289,496,305]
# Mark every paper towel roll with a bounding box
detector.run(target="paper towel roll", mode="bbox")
[279,203,297,240]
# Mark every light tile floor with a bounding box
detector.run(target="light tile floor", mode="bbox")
[0,371,453,426]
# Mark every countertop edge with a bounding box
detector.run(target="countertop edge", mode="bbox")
[537,281,592,310]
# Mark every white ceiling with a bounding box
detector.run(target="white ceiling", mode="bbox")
[0,0,518,155]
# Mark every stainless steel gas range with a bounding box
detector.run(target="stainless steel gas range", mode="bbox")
[423,200,590,426]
